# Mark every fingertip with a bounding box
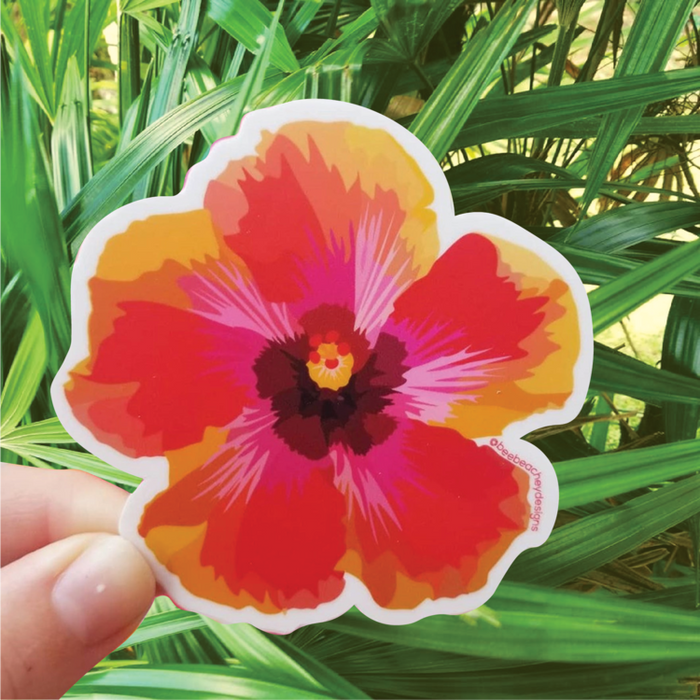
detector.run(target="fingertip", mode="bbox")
[52,535,156,646]
[1,534,156,699]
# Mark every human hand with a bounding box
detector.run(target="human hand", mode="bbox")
[1,464,156,699]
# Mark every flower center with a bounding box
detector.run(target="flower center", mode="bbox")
[306,330,354,391]
[253,307,408,459]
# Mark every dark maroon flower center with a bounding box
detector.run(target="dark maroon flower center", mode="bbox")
[254,313,408,459]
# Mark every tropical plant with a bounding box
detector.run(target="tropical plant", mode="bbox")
[2,0,700,697]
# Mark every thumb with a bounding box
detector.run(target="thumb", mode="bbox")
[1,532,155,699]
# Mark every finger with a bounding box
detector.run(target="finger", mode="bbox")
[1,532,155,699]
[0,464,127,566]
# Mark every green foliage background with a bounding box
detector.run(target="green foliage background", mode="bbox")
[2,0,700,697]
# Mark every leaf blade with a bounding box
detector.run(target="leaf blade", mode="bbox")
[557,438,700,510]
[410,0,536,160]
[509,473,700,586]
[579,0,696,213]
[0,312,46,434]
[208,0,299,73]
[588,236,700,336]
[16,0,55,116]
[323,583,700,663]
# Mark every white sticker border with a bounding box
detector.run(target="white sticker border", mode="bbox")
[52,99,593,634]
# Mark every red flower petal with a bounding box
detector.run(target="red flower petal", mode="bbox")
[338,420,530,608]
[386,233,579,437]
[140,408,347,612]
[69,298,265,457]
[204,124,439,338]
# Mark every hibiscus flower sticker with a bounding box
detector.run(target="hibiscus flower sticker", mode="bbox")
[53,100,592,633]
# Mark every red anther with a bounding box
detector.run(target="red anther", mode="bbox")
[325,330,340,343]
[309,334,323,348]
[325,358,339,370]
[337,341,350,356]
[309,351,321,364]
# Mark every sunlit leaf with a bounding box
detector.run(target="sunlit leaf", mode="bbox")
[579,0,696,213]
[209,0,299,73]
[1,58,71,371]
[0,312,46,434]
[16,0,54,115]
[589,236,700,335]
[52,56,93,210]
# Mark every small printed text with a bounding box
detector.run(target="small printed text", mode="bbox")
[490,439,544,532]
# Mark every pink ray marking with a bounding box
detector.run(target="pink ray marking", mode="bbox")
[193,404,334,511]
[193,408,276,506]
[354,209,414,339]
[331,447,403,540]
[391,318,510,423]
[182,260,300,341]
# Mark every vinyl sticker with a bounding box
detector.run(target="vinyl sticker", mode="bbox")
[52,99,593,633]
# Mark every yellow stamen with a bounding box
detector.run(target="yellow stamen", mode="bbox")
[307,341,354,391]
